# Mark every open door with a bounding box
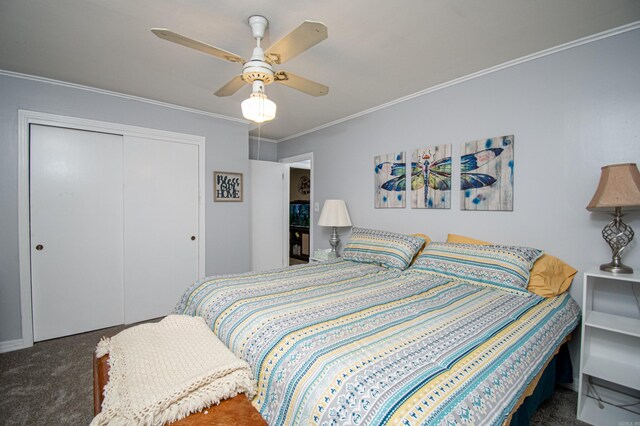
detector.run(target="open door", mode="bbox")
[250,160,286,271]
[288,163,311,265]
[281,153,314,267]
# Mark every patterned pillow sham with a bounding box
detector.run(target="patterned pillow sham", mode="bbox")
[343,228,426,270]
[410,242,543,293]
[446,234,577,297]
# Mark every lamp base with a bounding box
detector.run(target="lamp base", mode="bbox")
[600,262,634,274]
[328,226,341,258]
[600,207,635,274]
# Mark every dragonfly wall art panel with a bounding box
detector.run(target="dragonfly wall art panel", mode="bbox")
[411,144,452,209]
[374,151,406,208]
[460,134,514,211]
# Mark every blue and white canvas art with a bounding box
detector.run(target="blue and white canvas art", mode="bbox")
[460,135,514,211]
[411,144,452,209]
[374,151,406,208]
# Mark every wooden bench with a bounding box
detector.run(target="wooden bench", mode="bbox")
[93,353,267,425]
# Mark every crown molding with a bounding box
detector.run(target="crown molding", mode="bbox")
[276,21,640,143]
[0,69,249,125]
[249,135,278,144]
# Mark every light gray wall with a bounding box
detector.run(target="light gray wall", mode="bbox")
[249,137,278,161]
[279,28,640,308]
[0,73,251,343]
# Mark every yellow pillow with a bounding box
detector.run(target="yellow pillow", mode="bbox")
[446,234,577,297]
[527,254,577,297]
[410,233,431,264]
[447,233,490,245]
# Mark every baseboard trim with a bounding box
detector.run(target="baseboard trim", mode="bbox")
[0,338,27,353]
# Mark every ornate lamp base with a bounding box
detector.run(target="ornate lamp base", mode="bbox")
[328,226,341,258]
[600,207,634,274]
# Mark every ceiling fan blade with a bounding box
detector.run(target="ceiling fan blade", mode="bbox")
[264,21,327,65]
[214,75,246,97]
[275,71,328,97]
[151,28,244,64]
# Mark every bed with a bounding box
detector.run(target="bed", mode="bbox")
[174,232,580,426]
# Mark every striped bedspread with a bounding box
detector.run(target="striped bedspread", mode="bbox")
[175,259,580,426]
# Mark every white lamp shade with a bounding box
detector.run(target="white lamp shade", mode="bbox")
[318,199,352,227]
[241,92,276,123]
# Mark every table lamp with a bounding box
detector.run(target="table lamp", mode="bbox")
[318,199,352,258]
[586,163,640,273]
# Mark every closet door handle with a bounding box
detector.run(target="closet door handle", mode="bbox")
[190,236,196,241]
[36,244,44,251]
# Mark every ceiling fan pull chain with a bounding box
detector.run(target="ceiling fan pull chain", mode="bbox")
[257,123,261,161]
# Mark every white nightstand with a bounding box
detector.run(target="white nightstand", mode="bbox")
[577,268,640,425]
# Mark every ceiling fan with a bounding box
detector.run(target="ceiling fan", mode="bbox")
[151,16,329,122]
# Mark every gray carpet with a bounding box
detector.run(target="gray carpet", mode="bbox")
[0,322,587,425]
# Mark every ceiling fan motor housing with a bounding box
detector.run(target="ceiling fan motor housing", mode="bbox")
[242,59,274,84]
[243,16,274,84]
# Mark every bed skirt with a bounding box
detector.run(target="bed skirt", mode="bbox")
[508,342,573,426]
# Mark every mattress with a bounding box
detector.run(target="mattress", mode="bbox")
[175,259,580,425]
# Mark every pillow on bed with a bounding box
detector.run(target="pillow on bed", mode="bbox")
[447,234,577,297]
[410,242,543,293]
[447,233,491,245]
[343,228,426,270]
[527,255,577,297]
[409,233,431,265]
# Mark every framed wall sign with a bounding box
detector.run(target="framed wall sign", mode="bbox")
[214,171,243,202]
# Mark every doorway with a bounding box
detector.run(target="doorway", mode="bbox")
[280,153,314,266]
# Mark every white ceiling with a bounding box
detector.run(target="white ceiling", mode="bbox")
[1,1,639,141]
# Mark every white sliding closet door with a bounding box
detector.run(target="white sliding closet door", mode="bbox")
[30,125,125,341]
[123,136,200,323]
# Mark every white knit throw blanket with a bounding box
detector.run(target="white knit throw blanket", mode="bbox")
[91,315,256,426]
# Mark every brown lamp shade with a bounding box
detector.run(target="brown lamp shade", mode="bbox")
[587,163,640,211]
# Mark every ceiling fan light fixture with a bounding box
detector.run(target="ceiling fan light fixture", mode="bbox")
[242,82,276,123]
[152,16,328,118]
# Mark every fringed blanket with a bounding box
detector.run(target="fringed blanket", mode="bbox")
[91,315,256,426]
